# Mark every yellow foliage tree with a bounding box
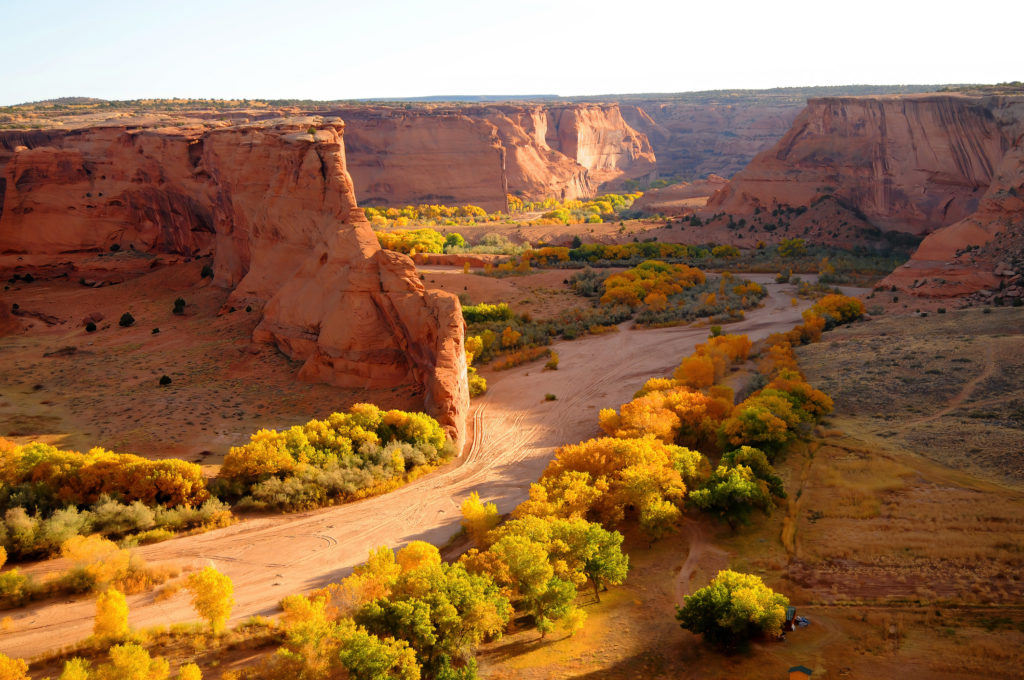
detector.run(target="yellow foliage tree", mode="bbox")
[61,535,133,589]
[673,354,715,389]
[644,291,668,312]
[461,491,500,545]
[177,664,202,680]
[185,566,234,634]
[501,326,521,348]
[465,335,483,365]
[0,654,28,680]
[395,540,441,573]
[94,644,169,680]
[59,658,90,680]
[94,587,129,641]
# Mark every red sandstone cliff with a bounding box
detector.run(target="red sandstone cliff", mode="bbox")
[881,140,1024,298]
[0,120,469,447]
[621,101,801,179]
[333,103,655,210]
[704,94,1024,298]
[705,95,1016,233]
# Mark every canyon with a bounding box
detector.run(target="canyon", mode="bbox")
[704,93,1024,297]
[334,103,656,210]
[0,119,469,448]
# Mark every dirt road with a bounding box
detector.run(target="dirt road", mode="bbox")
[1,277,827,658]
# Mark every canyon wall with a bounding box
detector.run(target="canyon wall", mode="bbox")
[621,100,801,179]
[330,103,656,210]
[704,94,1024,297]
[0,120,469,447]
[706,95,1015,232]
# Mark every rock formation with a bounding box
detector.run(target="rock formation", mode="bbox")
[332,103,656,210]
[0,119,469,448]
[620,100,801,179]
[704,94,1024,298]
[881,140,1024,298]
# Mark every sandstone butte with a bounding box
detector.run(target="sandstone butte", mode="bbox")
[705,93,1024,298]
[0,119,470,449]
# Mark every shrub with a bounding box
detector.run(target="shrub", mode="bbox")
[463,302,515,324]
[172,298,186,315]
[468,368,487,397]
[544,394,557,402]
[85,322,97,333]
[200,264,214,278]
[118,313,135,327]
[0,568,37,608]
[159,375,172,386]
[492,346,549,370]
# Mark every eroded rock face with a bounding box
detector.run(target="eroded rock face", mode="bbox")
[706,95,1017,233]
[621,101,802,179]
[0,120,469,448]
[334,103,655,210]
[704,94,1024,298]
[881,141,1024,298]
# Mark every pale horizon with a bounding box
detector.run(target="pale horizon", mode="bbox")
[2,0,1020,106]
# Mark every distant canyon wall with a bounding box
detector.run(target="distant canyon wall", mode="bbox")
[704,94,1024,297]
[328,103,656,210]
[0,120,469,447]
[620,100,802,179]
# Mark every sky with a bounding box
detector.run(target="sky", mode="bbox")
[2,0,1021,105]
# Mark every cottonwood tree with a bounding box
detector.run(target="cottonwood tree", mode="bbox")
[676,570,788,650]
[460,492,500,545]
[94,587,129,641]
[185,566,234,634]
[0,654,29,680]
[176,664,202,680]
[93,644,169,680]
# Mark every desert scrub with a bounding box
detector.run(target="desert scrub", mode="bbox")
[631,272,767,327]
[215,403,455,512]
[0,438,230,561]
[466,304,631,364]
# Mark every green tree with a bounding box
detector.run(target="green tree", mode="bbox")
[720,447,785,498]
[275,594,418,680]
[356,561,509,678]
[444,233,466,250]
[676,570,789,650]
[548,519,628,603]
[689,465,774,531]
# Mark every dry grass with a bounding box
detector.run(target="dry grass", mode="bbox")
[797,307,1024,482]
